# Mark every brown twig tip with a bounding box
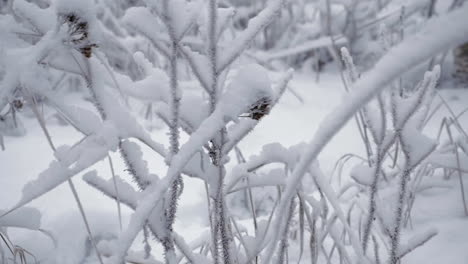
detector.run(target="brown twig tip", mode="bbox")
[62,13,97,58]
[12,99,24,110]
[246,97,272,121]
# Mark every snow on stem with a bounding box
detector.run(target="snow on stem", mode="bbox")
[261,5,468,263]
[109,64,273,263]
[217,0,286,72]
[397,228,437,259]
[161,0,182,262]
[223,69,293,156]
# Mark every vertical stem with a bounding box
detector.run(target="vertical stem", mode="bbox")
[389,158,411,264]
[362,133,396,252]
[276,199,295,264]
[362,151,383,253]
[445,122,468,215]
[455,144,468,216]
[372,235,381,264]
[0,134,4,151]
[162,1,181,262]
[108,155,123,231]
[427,0,437,18]
[327,1,373,163]
[234,147,258,232]
[208,0,218,113]
[168,35,181,159]
[208,1,234,263]
[208,1,220,263]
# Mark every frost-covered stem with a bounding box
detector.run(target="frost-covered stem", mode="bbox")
[80,59,156,263]
[339,47,373,162]
[361,142,391,252]
[364,85,423,252]
[67,180,105,264]
[276,198,295,264]
[361,151,383,252]
[0,134,4,151]
[143,226,152,259]
[162,0,181,262]
[165,17,181,161]
[388,149,412,264]
[166,41,182,221]
[208,0,218,113]
[397,229,437,259]
[304,205,318,264]
[81,59,149,191]
[214,161,234,264]
[444,122,468,215]
[208,1,234,263]
[173,233,209,264]
[119,144,149,189]
[208,1,221,261]
[204,181,217,261]
[427,0,437,18]
[108,156,123,231]
[264,164,364,263]
[28,94,104,264]
[372,236,381,264]
[84,173,197,263]
[387,74,440,262]
[217,0,286,72]
[234,147,258,232]
[343,47,389,252]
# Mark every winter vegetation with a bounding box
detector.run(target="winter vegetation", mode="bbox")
[0,0,468,263]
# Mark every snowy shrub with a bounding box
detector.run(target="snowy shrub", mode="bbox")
[338,46,441,263]
[229,0,463,75]
[0,0,468,264]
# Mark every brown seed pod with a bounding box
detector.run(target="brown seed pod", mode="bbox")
[247,97,272,121]
[62,13,97,58]
[80,44,98,58]
[66,14,77,23]
[12,99,23,110]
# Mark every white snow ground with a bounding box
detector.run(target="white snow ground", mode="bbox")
[1,71,468,263]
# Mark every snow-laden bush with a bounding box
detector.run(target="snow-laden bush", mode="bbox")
[0,0,468,264]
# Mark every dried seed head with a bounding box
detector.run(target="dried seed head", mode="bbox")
[12,99,23,110]
[79,44,98,58]
[66,14,77,23]
[247,96,272,120]
[61,13,97,58]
